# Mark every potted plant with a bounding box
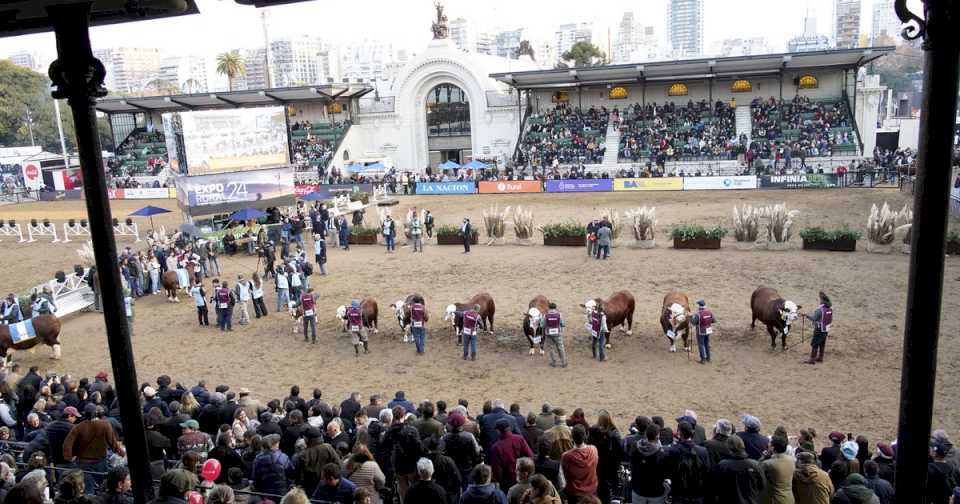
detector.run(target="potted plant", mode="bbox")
[947,231,960,255]
[764,203,799,251]
[437,224,478,245]
[482,204,509,245]
[348,225,379,245]
[866,202,909,253]
[800,227,861,252]
[541,222,587,246]
[625,206,657,248]
[512,205,536,245]
[350,192,370,205]
[671,224,726,250]
[732,205,762,251]
[896,208,913,254]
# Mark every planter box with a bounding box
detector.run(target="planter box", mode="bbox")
[544,235,586,246]
[947,241,960,255]
[866,242,893,254]
[348,234,378,245]
[437,233,478,245]
[802,238,857,252]
[767,241,791,251]
[735,241,757,251]
[673,237,721,250]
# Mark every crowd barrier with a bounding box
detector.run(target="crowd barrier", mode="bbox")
[28,219,59,242]
[0,220,25,242]
[62,220,91,243]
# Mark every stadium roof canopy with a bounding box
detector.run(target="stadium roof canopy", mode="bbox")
[490,47,895,89]
[94,84,374,114]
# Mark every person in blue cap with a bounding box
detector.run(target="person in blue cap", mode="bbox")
[346,299,368,357]
[687,299,716,364]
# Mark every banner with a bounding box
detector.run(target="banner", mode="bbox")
[170,107,290,175]
[759,174,839,189]
[21,162,41,190]
[123,188,172,199]
[175,166,295,217]
[415,181,477,195]
[478,180,542,194]
[544,179,613,193]
[295,183,374,199]
[682,176,758,191]
[613,178,683,191]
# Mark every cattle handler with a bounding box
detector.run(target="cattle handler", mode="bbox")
[346,299,369,357]
[688,300,715,364]
[803,291,833,364]
[544,303,567,368]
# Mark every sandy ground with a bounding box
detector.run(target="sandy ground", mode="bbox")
[3,188,958,447]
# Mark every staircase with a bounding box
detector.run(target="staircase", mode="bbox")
[735,105,752,144]
[600,120,620,169]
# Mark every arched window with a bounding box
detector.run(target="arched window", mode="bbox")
[426,83,471,137]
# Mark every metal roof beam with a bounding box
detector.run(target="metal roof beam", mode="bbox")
[210,94,241,107]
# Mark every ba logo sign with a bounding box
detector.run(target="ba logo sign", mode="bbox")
[624,180,642,189]
[497,182,507,192]
[722,178,733,187]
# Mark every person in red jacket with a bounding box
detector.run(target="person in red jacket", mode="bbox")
[561,425,598,500]
[489,419,534,493]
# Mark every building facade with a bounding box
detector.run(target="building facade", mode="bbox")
[667,0,704,57]
[7,51,39,71]
[711,37,773,57]
[555,22,593,59]
[93,47,163,95]
[613,13,661,63]
[871,0,901,44]
[834,0,862,49]
[270,37,322,88]
[159,55,208,94]
[495,29,523,59]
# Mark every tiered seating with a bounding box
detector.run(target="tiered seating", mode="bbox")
[110,129,169,177]
[617,100,738,163]
[291,120,349,172]
[750,96,856,159]
[518,103,607,166]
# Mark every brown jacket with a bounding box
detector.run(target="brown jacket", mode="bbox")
[63,419,120,463]
[792,463,834,504]
[761,453,796,504]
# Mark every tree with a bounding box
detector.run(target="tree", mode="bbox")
[0,59,76,153]
[142,78,179,97]
[559,42,607,68]
[517,40,535,61]
[871,43,923,95]
[216,51,247,91]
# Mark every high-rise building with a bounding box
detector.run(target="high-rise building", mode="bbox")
[495,29,523,59]
[159,55,208,93]
[476,32,496,55]
[269,36,322,88]
[93,47,162,94]
[788,13,831,53]
[7,51,40,71]
[340,40,394,83]
[449,17,473,52]
[667,0,704,57]
[711,37,773,57]
[613,12,660,63]
[871,0,901,44]
[555,22,593,59]
[233,48,267,90]
[834,0,862,48]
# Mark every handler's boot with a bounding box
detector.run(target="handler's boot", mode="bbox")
[363,341,369,354]
[805,348,818,365]
[354,344,360,357]
[816,345,825,363]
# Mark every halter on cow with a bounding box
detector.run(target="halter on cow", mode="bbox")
[522,295,550,355]
[580,291,635,349]
[750,287,801,350]
[444,293,496,342]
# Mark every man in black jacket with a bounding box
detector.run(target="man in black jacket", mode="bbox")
[44,406,79,464]
[406,457,451,504]
[629,424,669,503]
[666,421,709,504]
[704,419,734,468]
[197,393,223,436]
[708,435,766,503]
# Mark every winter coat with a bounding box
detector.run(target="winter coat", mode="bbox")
[479,408,522,454]
[490,431,534,488]
[760,453,795,504]
[460,483,508,504]
[737,429,770,460]
[629,440,668,498]
[792,463,833,504]
[561,445,599,497]
[709,452,766,504]
[831,474,880,504]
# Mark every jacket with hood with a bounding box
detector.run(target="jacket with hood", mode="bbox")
[792,462,833,504]
[561,444,599,497]
[708,451,766,504]
[460,482,508,504]
[760,453,795,504]
[629,439,668,498]
[831,474,880,504]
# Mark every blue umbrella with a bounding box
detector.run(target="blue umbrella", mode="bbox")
[440,159,460,170]
[464,159,488,170]
[303,192,326,201]
[228,208,268,222]
[129,205,171,230]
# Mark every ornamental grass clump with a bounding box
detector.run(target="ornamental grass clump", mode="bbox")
[866,202,906,246]
[763,203,800,243]
[512,206,535,240]
[482,204,509,240]
[732,205,762,242]
[601,208,623,241]
[625,206,657,241]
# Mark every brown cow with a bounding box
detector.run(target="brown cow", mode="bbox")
[0,314,63,365]
[336,298,379,334]
[580,291,636,348]
[390,293,426,342]
[160,271,180,302]
[660,291,691,353]
[751,286,801,350]
[444,293,496,343]
[522,295,551,355]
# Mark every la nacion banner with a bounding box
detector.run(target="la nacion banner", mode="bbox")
[415,181,477,195]
[613,177,683,191]
[682,176,758,191]
[544,179,613,193]
[477,180,542,194]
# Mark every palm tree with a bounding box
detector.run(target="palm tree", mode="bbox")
[216,51,247,91]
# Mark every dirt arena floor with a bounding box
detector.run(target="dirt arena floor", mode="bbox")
[3,188,959,447]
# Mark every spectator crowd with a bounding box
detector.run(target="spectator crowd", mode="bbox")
[518,104,608,168]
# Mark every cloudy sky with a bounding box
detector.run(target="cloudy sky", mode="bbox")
[0,0,919,62]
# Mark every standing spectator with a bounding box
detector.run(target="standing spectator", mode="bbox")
[234,274,252,325]
[461,464,508,504]
[871,442,896,486]
[63,405,125,493]
[666,421,709,504]
[312,463,356,503]
[490,420,534,492]
[704,419,734,467]
[708,435,766,503]
[832,474,879,504]
[190,280,209,326]
[561,425,598,501]
[820,432,844,471]
[589,410,623,504]
[791,452,833,504]
[927,442,960,504]
[177,419,213,458]
[206,240,221,277]
[338,215,350,250]
[738,416,769,460]
[424,210,435,238]
[410,212,424,253]
[461,217,473,254]
[382,215,396,253]
[313,234,327,275]
[45,405,79,465]
[862,460,894,504]
[344,444,385,503]
[252,434,291,496]
[760,434,793,504]
[506,457,535,504]
[629,423,669,504]
[522,414,543,458]
[251,273,268,319]
[405,458,447,504]
[275,266,289,313]
[97,466,133,504]
[439,411,482,487]
[151,469,197,504]
[595,221,612,260]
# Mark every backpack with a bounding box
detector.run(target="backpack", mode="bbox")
[674,446,705,495]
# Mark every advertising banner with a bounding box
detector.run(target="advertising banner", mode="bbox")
[123,188,173,199]
[682,176,758,191]
[170,107,290,176]
[107,188,124,199]
[21,162,41,190]
[295,183,374,199]
[175,166,295,216]
[759,174,839,189]
[415,181,477,195]
[544,179,614,193]
[477,180,542,194]
[613,178,683,191]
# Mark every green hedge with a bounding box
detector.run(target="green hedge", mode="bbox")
[671,224,727,241]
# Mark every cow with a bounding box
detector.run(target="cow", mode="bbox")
[580,291,636,348]
[0,314,63,366]
[336,298,379,334]
[751,286,801,350]
[444,293,496,343]
[390,293,425,342]
[522,295,550,355]
[660,291,691,353]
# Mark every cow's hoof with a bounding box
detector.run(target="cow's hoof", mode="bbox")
[670,346,676,353]
[528,348,535,355]
[539,349,545,355]
[625,330,633,336]
[605,344,611,349]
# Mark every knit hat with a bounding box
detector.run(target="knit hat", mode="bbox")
[95,371,108,381]
[351,299,360,309]
[841,440,859,460]
[742,415,761,431]
[676,415,697,427]
[876,442,894,459]
[696,299,706,307]
[829,431,845,443]
[446,411,466,429]
[180,419,200,430]
[159,469,197,497]
[714,419,734,436]
[63,406,80,418]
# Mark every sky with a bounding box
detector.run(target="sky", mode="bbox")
[0,0,921,63]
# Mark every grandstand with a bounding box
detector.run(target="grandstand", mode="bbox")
[108,128,169,179]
